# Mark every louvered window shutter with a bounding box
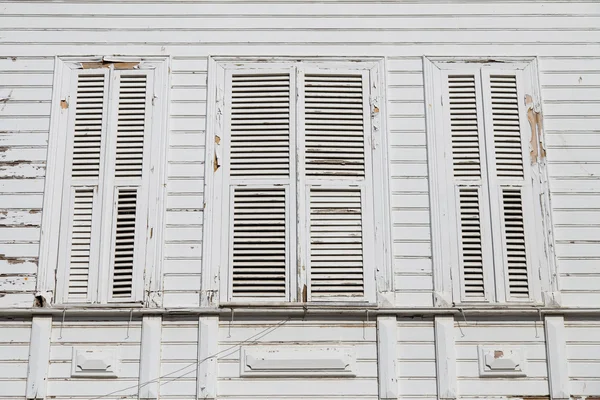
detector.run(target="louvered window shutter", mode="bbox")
[299,70,372,300]
[225,70,293,300]
[481,70,533,301]
[106,70,152,301]
[58,68,152,303]
[61,70,109,302]
[444,72,495,302]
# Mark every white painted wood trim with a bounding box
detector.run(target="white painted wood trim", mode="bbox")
[139,315,162,399]
[197,316,218,400]
[26,317,52,400]
[423,57,452,306]
[434,316,458,400]
[37,57,71,304]
[544,316,570,400]
[376,316,398,400]
[201,57,223,307]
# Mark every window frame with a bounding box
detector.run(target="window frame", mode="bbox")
[202,57,392,307]
[37,56,170,306]
[423,56,558,307]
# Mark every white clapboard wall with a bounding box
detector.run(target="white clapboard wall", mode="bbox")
[0,2,599,400]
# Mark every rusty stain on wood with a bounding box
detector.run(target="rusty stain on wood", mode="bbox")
[525,94,546,163]
[494,350,504,358]
[60,99,68,109]
[215,135,221,145]
[214,153,219,172]
[81,61,139,70]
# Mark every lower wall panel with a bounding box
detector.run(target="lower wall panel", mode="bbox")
[0,318,31,399]
[217,318,378,400]
[566,319,600,397]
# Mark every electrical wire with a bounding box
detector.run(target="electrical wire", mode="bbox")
[88,317,291,400]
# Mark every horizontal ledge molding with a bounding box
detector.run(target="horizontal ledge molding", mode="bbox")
[2,306,600,318]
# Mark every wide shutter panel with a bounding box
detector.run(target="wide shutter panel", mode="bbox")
[304,73,365,177]
[302,71,370,300]
[65,71,108,301]
[108,71,151,301]
[309,188,364,298]
[446,73,490,301]
[483,71,531,301]
[226,70,293,300]
[231,187,287,298]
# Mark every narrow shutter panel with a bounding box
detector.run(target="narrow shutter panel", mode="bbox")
[483,71,531,300]
[302,71,370,300]
[65,71,108,301]
[226,70,292,300]
[446,73,489,301]
[108,71,151,301]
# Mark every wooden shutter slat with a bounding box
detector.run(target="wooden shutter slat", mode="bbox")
[489,74,524,180]
[309,188,364,298]
[115,74,147,179]
[457,187,486,299]
[72,73,105,179]
[110,187,138,299]
[448,74,481,179]
[304,73,366,177]
[229,72,291,178]
[231,187,287,299]
[67,188,95,300]
[502,188,529,299]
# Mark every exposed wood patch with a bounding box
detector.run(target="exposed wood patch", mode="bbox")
[81,61,139,70]
[525,94,546,164]
[0,254,38,265]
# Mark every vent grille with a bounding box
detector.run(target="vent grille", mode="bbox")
[111,188,138,299]
[230,73,291,177]
[448,75,481,179]
[304,74,366,177]
[309,188,364,298]
[490,74,524,179]
[502,188,529,299]
[458,187,485,299]
[231,187,287,298]
[67,188,95,300]
[115,74,147,178]
[72,74,106,178]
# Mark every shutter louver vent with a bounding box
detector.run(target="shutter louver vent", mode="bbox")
[502,188,529,299]
[309,188,364,298]
[230,73,290,177]
[448,75,481,179]
[231,188,287,298]
[115,75,147,178]
[304,74,365,177]
[490,74,524,179]
[67,188,95,300]
[72,74,106,178]
[458,187,485,299]
[111,188,138,299]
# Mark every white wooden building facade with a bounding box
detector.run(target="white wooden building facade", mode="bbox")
[0,1,599,399]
